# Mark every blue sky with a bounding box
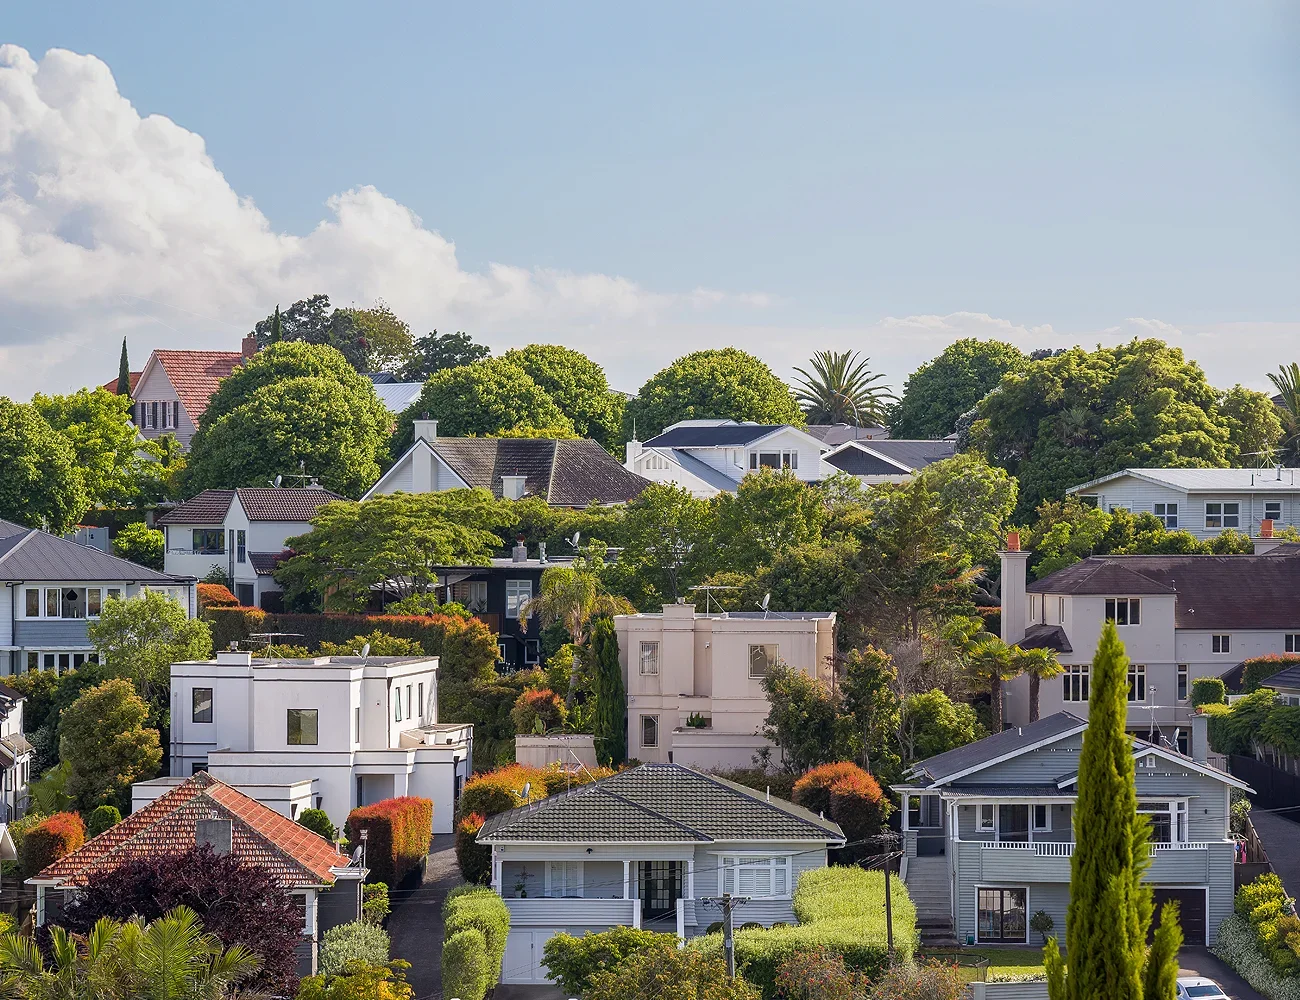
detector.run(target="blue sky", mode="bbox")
[3,2,1298,396]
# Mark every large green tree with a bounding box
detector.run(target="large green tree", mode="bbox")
[1217,384,1284,465]
[0,398,89,534]
[502,344,625,450]
[891,338,1028,439]
[33,388,151,509]
[898,688,985,762]
[111,522,164,570]
[87,592,213,712]
[711,469,828,574]
[1044,622,1181,1000]
[401,330,491,382]
[351,300,416,374]
[59,678,162,812]
[250,294,368,370]
[622,348,802,441]
[589,616,626,766]
[912,453,1018,567]
[792,350,895,426]
[392,358,573,454]
[610,483,715,606]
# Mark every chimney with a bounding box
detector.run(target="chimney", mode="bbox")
[1190,710,1208,764]
[999,533,1032,646]
[1261,519,1274,538]
[1005,530,1021,552]
[1254,519,1283,555]
[241,334,258,360]
[196,818,233,856]
[538,541,548,563]
[502,475,527,501]
[512,535,528,562]
[413,418,438,444]
[625,438,643,471]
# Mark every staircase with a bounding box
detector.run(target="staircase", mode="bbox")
[905,855,958,947]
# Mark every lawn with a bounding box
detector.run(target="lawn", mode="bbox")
[920,946,1047,983]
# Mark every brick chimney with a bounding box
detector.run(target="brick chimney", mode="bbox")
[1261,518,1274,539]
[241,334,259,360]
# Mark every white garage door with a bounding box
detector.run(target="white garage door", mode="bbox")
[501,929,553,984]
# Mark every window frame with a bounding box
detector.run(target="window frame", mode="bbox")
[1031,804,1051,833]
[1062,663,1090,702]
[718,854,793,899]
[505,579,533,617]
[287,708,319,746]
[977,803,995,833]
[1205,501,1240,529]
[977,887,1029,944]
[1153,502,1178,529]
[1177,665,1188,702]
[1212,634,1231,654]
[641,714,659,748]
[1286,634,1300,654]
[638,641,660,676]
[748,643,779,679]
[524,639,540,664]
[192,687,213,724]
[1265,500,1283,523]
[1104,597,1141,626]
[191,528,225,555]
[1127,663,1147,703]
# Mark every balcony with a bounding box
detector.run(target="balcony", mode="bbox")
[968,840,1214,883]
[504,897,639,927]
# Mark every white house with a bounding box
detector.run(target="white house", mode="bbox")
[1000,535,1300,741]
[157,487,342,608]
[478,763,845,985]
[125,341,252,449]
[1067,467,1300,540]
[614,604,836,769]
[168,651,473,834]
[0,685,31,821]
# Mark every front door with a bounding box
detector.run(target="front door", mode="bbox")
[639,861,681,924]
[999,804,1029,842]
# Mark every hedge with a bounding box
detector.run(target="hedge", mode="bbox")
[196,583,240,611]
[442,887,510,999]
[691,866,915,999]
[1191,677,1228,708]
[542,926,670,996]
[1234,873,1300,976]
[1244,655,1300,694]
[20,811,85,878]
[346,797,433,887]
[457,762,613,822]
[456,813,491,885]
[443,929,492,1000]
[318,920,391,976]
[1216,913,1300,1000]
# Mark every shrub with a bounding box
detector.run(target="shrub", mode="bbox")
[346,797,433,887]
[543,927,669,996]
[317,630,425,658]
[442,929,492,1000]
[710,768,797,802]
[1237,873,1291,918]
[510,688,567,734]
[85,804,121,838]
[793,762,890,845]
[319,920,391,976]
[792,762,862,818]
[20,811,85,877]
[586,940,760,1000]
[443,887,510,998]
[1191,677,1228,707]
[1030,909,1054,943]
[362,882,391,925]
[1243,655,1300,694]
[197,583,240,610]
[455,813,491,885]
[1216,913,1300,1000]
[299,808,335,842]
[298,959,414,1000]
[870,959,965,1000]
[773,945,869,1000]
[457,762,614,821]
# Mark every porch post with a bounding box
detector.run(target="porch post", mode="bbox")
[901,793,910,832]
[676,898,685,945]
[623,860,630,899]
[687,857,695,899]
[491,854,502,893]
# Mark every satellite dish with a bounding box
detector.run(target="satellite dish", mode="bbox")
[568,531,581,550]
[351,846,363,863]
[521,782,532,801]
[273,474,282,487]
[359,642,371,660]
[760,593,771,611]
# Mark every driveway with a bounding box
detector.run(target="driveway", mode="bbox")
[386,834,462,999]
[1179,948,1265,1000]
[493,987,571,1000]
[1248,808,1300,901]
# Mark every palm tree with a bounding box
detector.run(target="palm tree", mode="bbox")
[1268,363,1300,465]
[792,350,896,426]
[966,636,1018,733]
[1013,645,1063,723]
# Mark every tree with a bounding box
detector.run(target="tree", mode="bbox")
[891,339,1028,439]
[590,617,626,766]
[613,483,715,605]
[1218,385,1284,465]
[839,647,902,778]
[299,959,414,1000]
[712,469,828,574]
[87,591,213,711]
[58,678,161,812]
[269,304,282,343]
[250,294,367,369]
[792,350,896,425]
[298,808,335,842]
[111,522,164,570]
[1019,645,1064,723]
[503,344,625,450]
[401,330,490,382]
[0,907,263,1000]
[33,388,151,510]
[392,358,573,454]
[898,688,985,763]
[318,921,391,977]
[1043,622,1181,1000]
[1268,362,1300,465]
[759,666,846,773]
[623,347,803,441]
[583,938,760,1000]
[0,398,89,533]
[350,300,415,374]
[964,636,1019,733]
[116,338,132,396]
[276,492,505,610]
[58,848,301,998]
[87,804,122,838]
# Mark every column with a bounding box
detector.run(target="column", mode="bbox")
[686,858,695,900]
[622,860,630,899]
[901,793,910,832]
[492,855,502,893]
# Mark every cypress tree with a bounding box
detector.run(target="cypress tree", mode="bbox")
[590,617,626,767]
[269,304,282,344]
[117,338,131,396]
[1044,621,1181,1000]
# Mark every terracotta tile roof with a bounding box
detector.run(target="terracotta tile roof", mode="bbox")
[35,773,349,888]
[151,351,243,426]
[155,491,235,526]
[157,488,342,526]
[102,372,142,394]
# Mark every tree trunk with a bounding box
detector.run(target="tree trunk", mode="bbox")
[1029,672,1041,723]
[991,675,1004,732]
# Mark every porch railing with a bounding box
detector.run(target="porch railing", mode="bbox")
[972,840,1210,858]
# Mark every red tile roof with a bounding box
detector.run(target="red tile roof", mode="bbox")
[35,772,349,888]
[102,372,142,394]
[152,351,243,426]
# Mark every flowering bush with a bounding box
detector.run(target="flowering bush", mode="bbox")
[346,797,433,887]
[773,945,868,1000]
[793,762,890,844]
[196,583,240,610]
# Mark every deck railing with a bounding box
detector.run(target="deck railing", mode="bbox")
[972,840,1210,858]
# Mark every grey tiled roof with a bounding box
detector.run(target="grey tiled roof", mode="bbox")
[429,438,649,506]
[643,424,787,448]
[0,520,184,583]
[907,712,1086,785]
[1265,664,1300,692]
[478,763,845,844]
[1019,624,1073,654]
[802,424,891,445]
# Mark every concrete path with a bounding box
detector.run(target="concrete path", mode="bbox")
[1248,807,1300,900]
[386,834,462,1000]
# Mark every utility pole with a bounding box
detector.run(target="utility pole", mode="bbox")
[700,892,750,978]
[884,854,895,962]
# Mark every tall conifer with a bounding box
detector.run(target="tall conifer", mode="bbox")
[269,304,282,344]
[117,338,131,396]
[590,617,626,767]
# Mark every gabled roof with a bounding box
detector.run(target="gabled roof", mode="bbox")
[1265,664,1300,692]
[1067,467,1300,494]
[248,552,285,577]
[1018,624,1073,654]
[657,448,743,493]
[1027,558,1178,595]
[822,442,914,476]
[33,772,350,888]
[0,520,183,583]
[102,372,141,394]
[146,351,243,426]
[1056,742,1254,793]
[478,763,845,844]
[906,712,1087,785]
[157,488,343,526]
[642,421,791,448]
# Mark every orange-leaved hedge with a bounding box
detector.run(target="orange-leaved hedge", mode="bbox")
[347,796,433,887]
[793,762,890,843]
[20,811,86,878]
[456,812,491,885]
[509,688,566,734]
[457,763,614,823]
[196,583,240,611]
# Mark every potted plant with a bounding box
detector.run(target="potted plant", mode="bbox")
[1030,909,1054,944]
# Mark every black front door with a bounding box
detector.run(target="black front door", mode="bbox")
[639,862,681,922]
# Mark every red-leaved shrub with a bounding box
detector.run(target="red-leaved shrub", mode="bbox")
[20,811,86,878]
[794,762,890,846]
[346,796,433,887]
[792,762,867,818]
[197,583,240,610]
[510,688,567,734]
[456,812,491,885]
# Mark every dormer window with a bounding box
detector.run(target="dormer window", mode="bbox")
[750,452,798,471]
[1104,598,1140,626]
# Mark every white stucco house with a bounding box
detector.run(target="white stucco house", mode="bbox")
[615,604,836,769]
[168,651,473,834]
[1067,467,1300,540]
[157,487,342,608]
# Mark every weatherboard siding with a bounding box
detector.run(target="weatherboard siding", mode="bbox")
[956,733,1084,784]
[1078,477,1300,538]
[13,620,94,647]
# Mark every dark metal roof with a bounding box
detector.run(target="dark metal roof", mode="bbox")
[1265,664,1300,692]
[0,520,184,583]
[158,488,342,525]
[478,763,844,844]
[864,440,957,469]
[428,438,650,506]
[1019,624,1073,654]
[908,712,1086,784]
[642,424,787,448]
[824,446,912,476]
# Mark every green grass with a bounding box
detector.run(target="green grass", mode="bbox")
[921,945,1047,983]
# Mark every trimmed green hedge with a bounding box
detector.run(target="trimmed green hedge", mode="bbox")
[1191,677,1228,707]
[543,926,670,996]
[318,920,390,976]
[443,929,491,1000]
[442,887,510,999]
[1243,655,1300,694]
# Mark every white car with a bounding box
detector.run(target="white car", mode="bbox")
[1176,977,1230,1000]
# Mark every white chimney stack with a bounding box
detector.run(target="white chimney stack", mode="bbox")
[999,530,1031,646]
[413,418,438,444]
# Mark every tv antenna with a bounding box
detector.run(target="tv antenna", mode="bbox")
[689,584,738,615]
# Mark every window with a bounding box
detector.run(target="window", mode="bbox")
[292,894,308,932]
[1032,805,1050,832]
[1104,597,1141,626]
[977,804,995,833]
[1205,502,1239,529]
[978,888,1027,942]
[639,641,660,675]
[192,687,213,723]
[1127,663,1147,703]
[1265,500,1283,523]
[106,588,122,603]
[151,401,160,430]
[1058,597,1065,623]
[1030,595,1039,623]
[1212,634,1231,654]
[749,644,779,679]
[1153,502,1178,528]
[1108,503,1130,513]
[524,639,540,664]
[1138,800,1175,844]
[394,688,403,721]
[25,652,36,673]
[405,684,412,721]
[354,706,361,743]
[1177,665,1188,702]
[546,861,583,898]
[287,709,318,745]
[1077,494,1099,508]
[86,588,102,617]
[1062,664,1089,702]
[720,856,791,898]
[192,529,224,555]
[236,530,246,563]
[24,590,38,617]
[417,682,425,722]
[641,715,659,748]
[1287,635,1300,653]
[751,452,798,470]
[45,588,59,618]
[505,579,532,617]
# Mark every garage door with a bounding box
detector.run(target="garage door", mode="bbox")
[501,929,555,984]
[1152,888,1207,946]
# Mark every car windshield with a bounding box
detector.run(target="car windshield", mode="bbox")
[1185,988,1225,998]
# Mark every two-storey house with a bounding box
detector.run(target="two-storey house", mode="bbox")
[477,763,845,985]
[1067,467,1300,540]
[128,339,255,449]
[0,519,196,676]
[1001,537,1300,741]
[157,487,342,608]
[168,651,472,833]
[896,711,1250,948]
[615,604,836,769]
[0,685,31,820]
